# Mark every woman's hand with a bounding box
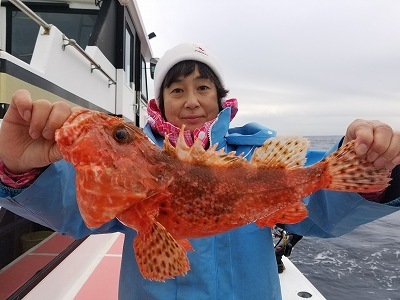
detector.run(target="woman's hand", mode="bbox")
[0,90,73,174]
[343,119,400,170]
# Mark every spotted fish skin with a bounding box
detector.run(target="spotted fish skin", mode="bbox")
[55,109,391,281]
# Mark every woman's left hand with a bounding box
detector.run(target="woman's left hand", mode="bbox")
[343,119,400,170]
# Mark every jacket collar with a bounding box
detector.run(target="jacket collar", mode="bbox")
[144,106,276,154]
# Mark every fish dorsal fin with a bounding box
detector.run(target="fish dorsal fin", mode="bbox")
[251,136,310,169]
[164,126,247,167]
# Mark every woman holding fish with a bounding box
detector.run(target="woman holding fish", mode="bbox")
[1,43,400,300]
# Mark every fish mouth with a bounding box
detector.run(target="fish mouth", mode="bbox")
[64,109,94,126]
[55,109,97,149]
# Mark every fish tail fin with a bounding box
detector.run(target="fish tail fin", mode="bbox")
[133,220,191,281]
[324,140,391,192]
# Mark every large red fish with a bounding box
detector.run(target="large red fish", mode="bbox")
[55,109,390,281]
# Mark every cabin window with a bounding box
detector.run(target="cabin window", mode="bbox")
[124,26,135,88]
[7,6,98,64]
[141,56,148,100]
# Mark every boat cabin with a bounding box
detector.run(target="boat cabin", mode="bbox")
[0,0,153,297]
[0,0,153,125]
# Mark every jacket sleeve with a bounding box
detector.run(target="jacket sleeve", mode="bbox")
[286,190,399,238]
[0,160,121,239]
[286,143,400,238]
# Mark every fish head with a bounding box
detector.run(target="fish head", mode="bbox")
[55,109,149,167]
[55,109,164,228]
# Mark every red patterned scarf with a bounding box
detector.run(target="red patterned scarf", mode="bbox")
[147,98,238,148]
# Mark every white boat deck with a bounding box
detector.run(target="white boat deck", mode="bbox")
[1,232,326,299]
[280,256,326,299]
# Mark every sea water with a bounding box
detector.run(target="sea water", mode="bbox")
[290,136,400,300]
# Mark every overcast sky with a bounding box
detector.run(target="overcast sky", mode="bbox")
[136,0,400,136]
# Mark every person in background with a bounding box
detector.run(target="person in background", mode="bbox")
[0,43,399,300]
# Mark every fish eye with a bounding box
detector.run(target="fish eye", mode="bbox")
[113,126,133,143]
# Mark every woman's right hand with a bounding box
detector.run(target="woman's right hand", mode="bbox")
[0,89,73,174]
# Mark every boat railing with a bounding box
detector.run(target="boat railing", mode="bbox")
[62,35,117,87]
[7,0,116,87]
[8,0,52,34]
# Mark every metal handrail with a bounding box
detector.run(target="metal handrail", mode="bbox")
[7,0,116,87]
[62,35,116,87]
[8,0,52,34]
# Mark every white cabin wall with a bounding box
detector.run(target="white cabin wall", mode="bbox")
[121,80,136,122]
[139,98,148,128]
[115,69,137,122]
[84,45,117,109]
[30,26,116,113]
[0,7,6,51]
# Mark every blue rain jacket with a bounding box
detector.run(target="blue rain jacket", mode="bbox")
[1,107,399,300]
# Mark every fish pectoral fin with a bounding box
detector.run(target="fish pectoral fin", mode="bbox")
[251,136,310,169]
[134,220,191,281]
[256,202,309,228]
[323,140,391,192]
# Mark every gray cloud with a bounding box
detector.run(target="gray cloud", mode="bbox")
[137,0,400,135]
